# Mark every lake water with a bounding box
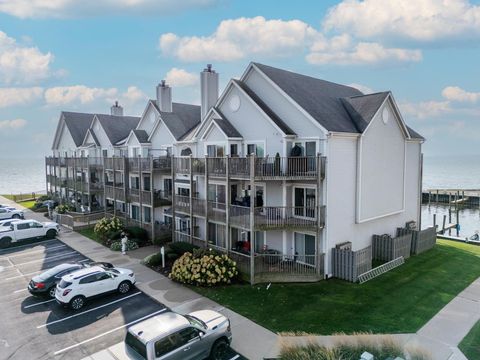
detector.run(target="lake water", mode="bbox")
[0,155,479,235]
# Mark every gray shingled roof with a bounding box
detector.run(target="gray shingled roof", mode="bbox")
[62,112,96,147]
[341,92,390,132]
[95,114,140,145]
[233,79,295,136]
[132,129,150,144]
[152,101,201,141]
[212,108,242,138]
[253,62,362,133]
[253,62,423,140]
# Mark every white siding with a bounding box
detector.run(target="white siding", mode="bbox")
[244,68,326,139]
[203,123,227,142]
[137,106,157,135]
[149,120,176,154]
[358,101,405,222]
[56,122,77,156]
[217,85,284,156]
[91,118,114,155]
[325,135,421,274]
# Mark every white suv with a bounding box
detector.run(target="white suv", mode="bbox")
[55,265,136,310]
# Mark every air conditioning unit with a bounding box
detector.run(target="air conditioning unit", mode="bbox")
[335,241,352,250]
[406,221,417,230]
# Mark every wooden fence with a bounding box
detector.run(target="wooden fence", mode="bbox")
[332,245,372,282]
[54,210,107,230]
[372,233,412,262]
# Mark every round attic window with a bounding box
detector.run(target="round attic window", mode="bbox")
[382,107,390,125]
[229,94,241,112]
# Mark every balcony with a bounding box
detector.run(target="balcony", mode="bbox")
[153,190,172,207]
[104,157,125,171]
[229,205,250,229]
[174,195,190,214]
[254,206,325,230]
[89,182,103,192]
[207,201,226,222]
[153,157,172,173]
[128,158,153,172]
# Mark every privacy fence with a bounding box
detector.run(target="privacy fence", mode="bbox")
[397,226,437,255]
[372,233,412,262]
[332,245,372,282]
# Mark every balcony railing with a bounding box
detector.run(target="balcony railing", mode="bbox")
[141,190,151,205]
[153,190,172,207]
[207,201,226,223]
[207,158,226,177]
[104,157,125,171]
[128,158,153,172]
[174,195,190,214]
[229,205,250,229]
[153,157,172,173]
[255,206,320,230]
[115,188,125,202]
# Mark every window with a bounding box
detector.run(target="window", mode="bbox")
[131,176,140,190]
[246,143,264,157]
[294,233,316,265]
[132,205,140,220]
[230,144,238,156]
[178,327,200,343]
[143,207,151,223]
[164,179,172,196]
[143,176,151,191]
[207,144,224,157]
[17,223,30,230]
[95,272,111,281]
[79,274,97,284]
[125,332,147,359]
[208,222,226,248]
[177,187,190,197]
[208,184,226,208]
[102,149,108,157]
[154,334,179,358]
[294,187,316,218]
[29,221,42,228]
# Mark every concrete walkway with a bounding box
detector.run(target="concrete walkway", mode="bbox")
[2,195,479,359]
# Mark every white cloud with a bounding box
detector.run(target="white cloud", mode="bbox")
[109,86,148,107]
[0,31,53,84]
[0,87,44,108]
[0,0,218,18]
[0,118,27,130]
[165,68,198,87]
[307,40,422,65]
[323,0,480,42]
[400,100,451,119]
[347,83,373,94]
[442,86,480,103]
[159,16,319,62]
[44,85,118,106]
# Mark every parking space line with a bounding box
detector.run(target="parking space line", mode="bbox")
[5,245,67,259]
[0,239,59,254]
[53,308,167,355]
[14,288,27,293]
[5,251,78,267]
[230,355,240,360]
[24,299,56,309]
[37,292,142,328]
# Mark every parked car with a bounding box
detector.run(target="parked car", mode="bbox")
[0,218,21,228]
[55,265,136,310]
[0,220,59,247]
[28,263,85,298]
[28,261,115,298]
[0,207,24,220]
[124,310,232,360]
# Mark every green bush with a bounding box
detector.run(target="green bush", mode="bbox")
[36,195,51,202]
[94,217,123,241]
[106,229,123,241]
[124,226,149,246]
[153,232,172,246]
[55,204,75,214]
[169,241,199,256]
[33,206,48,213]
[169,249,238,286]
[110,240,139,252]
[143,252,164,267]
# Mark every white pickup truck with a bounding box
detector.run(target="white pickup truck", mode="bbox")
[0,207,24,220]
[0,220,60,247]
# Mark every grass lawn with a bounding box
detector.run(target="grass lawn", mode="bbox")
[17,200,37,209]
[77,227,104,245]
[194,240,480,335]
[459,320,480,359]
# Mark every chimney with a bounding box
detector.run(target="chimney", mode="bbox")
[200,64,219,120]
[156,80,172,112]
[110,101,123,116]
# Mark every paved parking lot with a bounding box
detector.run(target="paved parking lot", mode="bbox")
[0,238,247,360]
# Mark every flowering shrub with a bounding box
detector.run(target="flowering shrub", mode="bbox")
[94,217,123,241]
[110,240,139,251]
[169,249,238,286]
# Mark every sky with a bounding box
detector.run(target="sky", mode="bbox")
[0,0,479,159]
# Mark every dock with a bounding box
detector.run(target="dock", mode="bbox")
[422,189,480,207]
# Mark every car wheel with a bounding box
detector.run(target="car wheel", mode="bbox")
[209,338,229,360]
[118,281,131,294]
[46,229,57,239]
[0,237,12,248]
[70,296,85,310]
[48,286,56,298]
[12,214,20,219]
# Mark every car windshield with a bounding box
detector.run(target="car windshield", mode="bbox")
[109,268,120,274]
[58,279,72,289]
[184,315,207,330]
[125,332,147,359]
